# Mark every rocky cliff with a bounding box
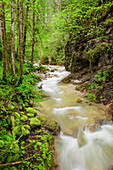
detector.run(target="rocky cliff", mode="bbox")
[64,1,113,84]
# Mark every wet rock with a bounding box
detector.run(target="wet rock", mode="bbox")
[51,68,55,72]
[77,127,88,147]
[35,73,46,80]
[76,98,83,103]
[71,79,82,85]
[89,123,96,132]
[38,83,43,89]
[39,90,49,98]
[49,75,52,78]
[59,74,72,83]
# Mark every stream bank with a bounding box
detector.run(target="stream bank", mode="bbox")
[0,65,59,170]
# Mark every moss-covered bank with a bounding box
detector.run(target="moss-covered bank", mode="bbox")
[0,64,59,170]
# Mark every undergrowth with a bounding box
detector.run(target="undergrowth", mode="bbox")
[0,62,56,169]
[75,69,113,104]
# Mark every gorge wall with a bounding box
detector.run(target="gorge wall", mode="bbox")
[64,1,113,84]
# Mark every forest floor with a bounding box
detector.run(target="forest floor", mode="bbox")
[0,64,59,170]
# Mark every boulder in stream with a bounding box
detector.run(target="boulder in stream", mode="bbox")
[77,127,88,147]
[59,73,72,83]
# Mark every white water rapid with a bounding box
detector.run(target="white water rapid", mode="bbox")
[36,66,113,170]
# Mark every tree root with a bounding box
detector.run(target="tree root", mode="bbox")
[0,155,34,167]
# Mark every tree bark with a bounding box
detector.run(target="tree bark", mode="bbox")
[0,1,9,80]
[23,0,29,61]
[31,0,35,67]
[18,0,23,84]
[11,0,15,77]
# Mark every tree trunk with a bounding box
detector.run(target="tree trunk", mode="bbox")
[23,0,29,61]
[18,0,23,84]
[0,1,9,81]
[31,0,35,67]
[11,0,15,77]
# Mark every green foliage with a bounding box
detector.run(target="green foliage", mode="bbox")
[95,71,109,83]
[86,93,98,103]
[109,91,113,98]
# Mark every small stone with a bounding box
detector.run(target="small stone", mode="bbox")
[76,98,83,103]
[71,79,82,85]
[89,124,96,132]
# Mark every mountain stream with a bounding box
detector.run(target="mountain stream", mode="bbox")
[36,66,113,170]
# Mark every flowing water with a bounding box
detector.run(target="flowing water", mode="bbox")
[36,66,113,170]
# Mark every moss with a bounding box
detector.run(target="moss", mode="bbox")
[23,125,31,130]
[8,104,14,110]
[25,102,29,107]
[14,126,21,136]
[26,107,37,116]
[10,143,19,153]
[27,113,35,117]
[21,115,28,122]
[37,116,59,134]
[20,112,24,115]
[39,90,48,98]
[0,140,4,148]
[30,118,41,129]
[22,126,30,136]
[14,112,20,118]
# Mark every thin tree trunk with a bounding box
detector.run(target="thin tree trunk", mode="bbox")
[23,0,29,61]
[31,0,35,67]
[0,1,9,80]
[18,0,23,84]
[11,0,15,77]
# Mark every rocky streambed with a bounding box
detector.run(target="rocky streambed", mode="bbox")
[35,65,113,170]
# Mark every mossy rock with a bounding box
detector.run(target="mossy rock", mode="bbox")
[30,118,41,129]
[39,90,48,98]
[37,116,60,135]
[27,113,35,118]
[26,107,37,116]
[21,115,28,122]
[0,140,4,148]
[22,126,30,136]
